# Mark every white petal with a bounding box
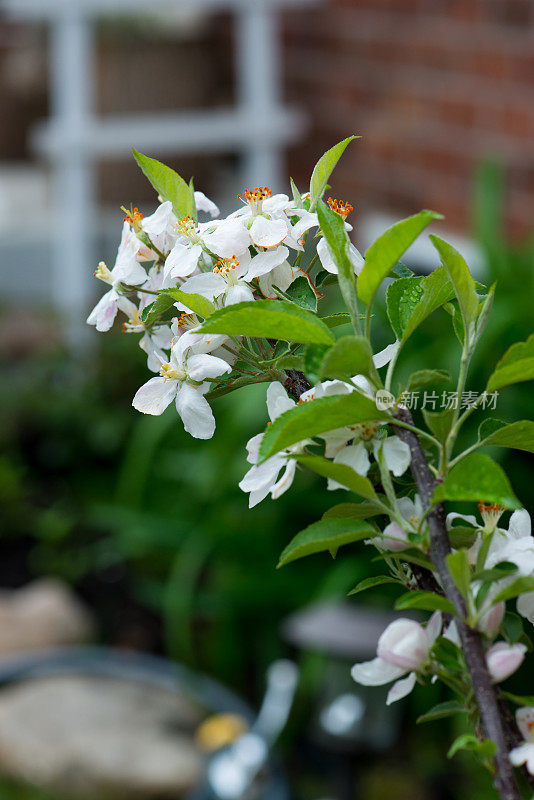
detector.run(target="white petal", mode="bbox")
[510,743,534,770]
[164,242,202,281]
[508,509,531,540]
[386,672,417,705]
[382,436,411,476]
[271,460,297,499]
[334,442,370,477]
[515,707,534,742]
[203,218,251,257]
[517,591,534,625]
[317,236,338,274]
[266,381,294,421]
[225,283,254,305]
[87,289,118,332]
[373,341,399,369]
[132,376,176,415]
[175,383,216,439]
[180,272,226,299]
[239,456,285,493]
[258,261,296,297]
[249,216,288,248]
[245,433,264,465]
[245,246,289,280]
[194,190,219,218]
[426,611,443,645]
[262,193,289,214]
[348,242,364,275]
[351,657,405,686]
[446,511,479,530]
[187,353,232,381]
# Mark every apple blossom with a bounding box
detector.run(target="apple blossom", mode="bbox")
[486,642,526,683]
[510,707,534,774]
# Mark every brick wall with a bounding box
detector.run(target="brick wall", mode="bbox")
[284,0,534,238]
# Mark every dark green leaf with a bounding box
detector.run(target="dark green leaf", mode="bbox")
[432,453,521,509]
[446,549,471,599]
[277,517,375,568]
[395,590,456,614]
[478,419,534,454]
[448,526,478,549]
[348,575,401,596]
[319,335,374,381]
[140,293,175,324]
[294,454,379,502]
[503,612,524,644]
[493,576,534,604]
[321,313,352,328]
[386,276,424,339]
[163,288,215,319]
[423,407,456,445]
[401,265,456,340]
[407,369,451,392]
[323,502,382,520]
[304,343,330,384]
[429,235,479,341]
[487,333,534,392]
[284,275,318,312]
[417,701,467,724]
[200,300,334,344]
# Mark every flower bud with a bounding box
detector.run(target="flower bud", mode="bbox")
[377,619,430,671]
[478,602,505,638]
[380,522,410,552]
[486,641,526,683]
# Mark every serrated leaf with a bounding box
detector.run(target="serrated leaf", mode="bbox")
[163,288,215,319]
[348,575,400,596]
[277,518,375,568]
[358,210,443,306]
[200,300,334,345]
[276,355,305,371]
[140,292,175,324]
[446,549,471,599]
[323,502,382,520]
[417,701,467,724]
[317,200,359,324]
[430,235,479,343]
[395,590,456,614]
[407,369,451,392]
[321,313,352,328]
[432,453,521,509]
[294,454,379,502]
[259,392,390,462]
[309,135,358,210]
[391,261,415,278]
[319,335,374,381]
[132,148,195,219]
[493,576,534,604]
[284,275,318,311]
[487,334,534,392]
[402,265,456,340]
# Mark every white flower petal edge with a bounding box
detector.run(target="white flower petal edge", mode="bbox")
[386,672,417,705]
[175,383,216,439]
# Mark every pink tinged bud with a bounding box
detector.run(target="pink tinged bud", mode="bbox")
[377,619,430,672]
[486,642,527,683]
[478,602,505,638]
[380,522,410,552]
[516,706,534,743]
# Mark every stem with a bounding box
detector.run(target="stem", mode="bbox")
[393,406,521,800]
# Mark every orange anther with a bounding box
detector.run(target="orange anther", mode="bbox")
[327,197,353,218]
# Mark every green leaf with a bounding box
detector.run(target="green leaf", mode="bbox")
[429,235,479,342]
[433,453,521,509]
[493,576,534,604]
[422,407,456,445]
[162,288,215,319]
[475,283,495,342]
[284,276,317,312]
[200,300,334,344]
[317,200,359,325]
[448,734,496,760]
[401,265,456,340]
[479,417,528,455]
[417,701,467,724]
[395,590,456,614]
[309,135,358,210]
[503,612,524,644]
[502,691,534,707]
[348,575,401,596]
[386,276,424,339]
[303,343,330,385]
[321,313,352,328]
[323,502,382,520]
[319,335,374,381]
[391,261,415,278]
[276,354,305,371]
[407,369,451,392]
[379,548,434,571]
[473,562,518,583]
[290,177,303,208]
[277,517,375,568]
[259,392,390,461]
[487,334,534,392]
[431,636,464,672]
[358,210,443,306]
[294,454,379,502]
[140,292,175,324]
[132,148,195,219]
[446,550,471,599]
[448,526,478,550]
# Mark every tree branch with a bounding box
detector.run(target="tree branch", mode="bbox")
[393,407,521,800]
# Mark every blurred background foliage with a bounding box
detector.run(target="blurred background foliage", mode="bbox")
[0,163,532,800]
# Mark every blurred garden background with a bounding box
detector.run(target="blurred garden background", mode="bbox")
[0,1,533,799]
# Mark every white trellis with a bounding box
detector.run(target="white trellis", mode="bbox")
[3,0,320,345]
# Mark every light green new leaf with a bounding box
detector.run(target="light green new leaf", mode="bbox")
[358,210,443,306]
[386,276,424,339]
[432,453,521,509]
[323,502,382,520]
[401,265,456,340]
[407,369,451,392]
[295,454,379,502]
[493,576,534,604]
[478,419,534,454]
[319,335,374,381]
[309,135,359,210]
[277,518,375,568]
[321,313,352,328]
[446,549,471,599]
[487,333,534,392]
[132,148,195,219]
[429,235,479,341]
[395,591,456,615]
[200,300,334,344]
[317,200,359,324]
[259,392,390,462]
[417,701,467,725]
[163,288,215,319]
[348,575,401,596]
[475,283,495,342]
[447,734,496,760]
